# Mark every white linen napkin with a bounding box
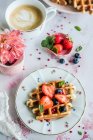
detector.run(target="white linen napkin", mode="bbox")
[0,91,23,140]
[0,91,57,140]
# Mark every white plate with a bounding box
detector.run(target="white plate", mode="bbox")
[15,67,86,135]
[42,0,79,14]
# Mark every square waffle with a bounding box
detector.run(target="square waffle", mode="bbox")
[73,0,93,14]
[26,81,76,120]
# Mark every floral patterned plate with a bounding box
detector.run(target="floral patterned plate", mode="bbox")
[15,67,86,135]
[42,0,78,14]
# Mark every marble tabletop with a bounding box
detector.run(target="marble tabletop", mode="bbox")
[0,0,93,140]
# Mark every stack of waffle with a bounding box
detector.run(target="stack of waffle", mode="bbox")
[26,81,76,120]
[50,0,93,14]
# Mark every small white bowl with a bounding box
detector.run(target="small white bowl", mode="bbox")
[44,47,72,58]
[0,55,24,75]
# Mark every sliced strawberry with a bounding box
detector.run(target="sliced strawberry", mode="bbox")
[53,44,63,54]
[42,84,55,98]
[62,38,73,50]
[55,94,68,104]
[40,96,53,110]
[54,33,64,44]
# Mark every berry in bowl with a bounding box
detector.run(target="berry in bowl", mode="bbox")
[0,30,25,75]
[41,33,73,57]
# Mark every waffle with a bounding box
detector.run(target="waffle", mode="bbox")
[73,0,93,14]
[26,81,76,120]
[50,0,68,5]
[50,0,93,14]
[50,0,73,5]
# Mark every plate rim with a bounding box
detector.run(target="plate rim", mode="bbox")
[15,67,86,135]
[42,0,84,14]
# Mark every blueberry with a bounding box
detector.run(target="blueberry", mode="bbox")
[55,89,63,94]
[52,98,58,105]
[74,53,80,58]
[59,58,65,64]
[73,58,79,64]
[59,106,66,112]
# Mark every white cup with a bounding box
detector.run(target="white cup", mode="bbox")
[5,0,56,38]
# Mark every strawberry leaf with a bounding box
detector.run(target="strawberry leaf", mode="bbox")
[41,36,55,50]
[46,36,55,46]
[47,44,53,50]
[78,131,82,135]
[76,46,82,52]
[41,40,48,47]
[52,47,58,54]
[39,105,44,113]
[58,81,65,87]
[74,26,81,31]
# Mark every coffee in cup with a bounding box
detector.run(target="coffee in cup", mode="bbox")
[9,5,43,31]
[5,0,56,38]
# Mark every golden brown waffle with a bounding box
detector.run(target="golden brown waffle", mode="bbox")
[73,0,93,14]
[50,0,68,5]
[50,0,93,14]
[50,0,73,5]
[26,81,76,120]
[34,103,71,120]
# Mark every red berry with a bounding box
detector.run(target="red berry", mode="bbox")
[55,94,68,104]
[53,44,63,54]
[62,38,73,50]
[40,96,53,110]
[54,34,64,44]
[42,84,55,98]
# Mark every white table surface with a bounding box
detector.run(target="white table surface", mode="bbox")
[0,0,93,140]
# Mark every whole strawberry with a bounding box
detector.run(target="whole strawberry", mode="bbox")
[54,33,64,44]
[62,38,73,50]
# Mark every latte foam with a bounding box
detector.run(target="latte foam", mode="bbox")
[9,5,43,31]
